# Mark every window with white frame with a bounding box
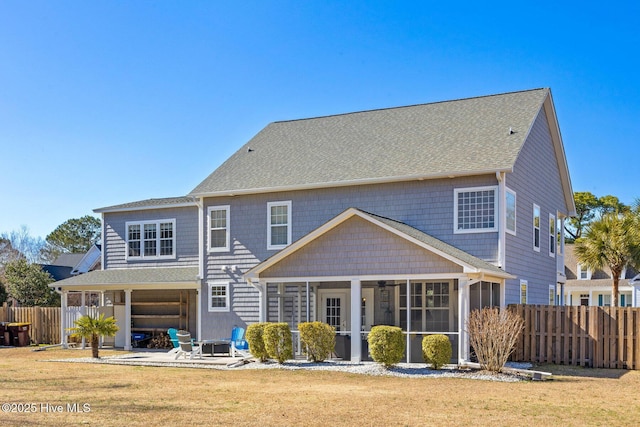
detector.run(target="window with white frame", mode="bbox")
[208,282,230,312]
[549,213,556,257]
[577,264,591,280]
[533,204,540,251]
[267,201,291,249]
[454,186,497,233]
[520,280,528,304]
[208,205,230,252]
[549,284,556,305]
[506,188,516,235]
[126,219,176,259]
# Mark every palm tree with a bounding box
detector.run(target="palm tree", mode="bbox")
[575,212,640,307]
[68,314,119,358]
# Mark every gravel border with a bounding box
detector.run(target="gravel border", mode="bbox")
[47,355,531,382]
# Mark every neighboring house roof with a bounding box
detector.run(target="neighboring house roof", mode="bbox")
[70,244,102,275]
[53,253,86,268]
[190,88,574,215]
[50,267,200,289]
[245,208,513,281]
[94,196,197,213]
[41,265,73,281]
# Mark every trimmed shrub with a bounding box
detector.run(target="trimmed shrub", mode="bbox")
[367,325,405,367]
[263,322,293,364]
[246,322,270,362]
[422,334,452,369]
[299,321,335,362]
[467,307,524,373]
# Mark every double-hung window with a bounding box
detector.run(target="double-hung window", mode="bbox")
[533,204,541,252]
[126,219,176,259]
[506,188,516,235]
[208,205,230,252]
[454,186,498,233]
[520,280,528,304]
[549,213,556,257]
[208,282,230,312]
[267,201,291,250]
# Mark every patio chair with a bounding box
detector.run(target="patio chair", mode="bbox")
[174,331,203,360]
[228,326,250,358]
[167,328,180,354]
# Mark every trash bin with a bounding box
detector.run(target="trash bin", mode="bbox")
[7,323,31,347]
[0,322,8,346]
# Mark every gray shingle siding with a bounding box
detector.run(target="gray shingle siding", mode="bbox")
[202,175,501,332]
[504,107,568,304]
[103,206,199,269]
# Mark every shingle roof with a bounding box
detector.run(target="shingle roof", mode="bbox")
[190,88,550,196]
[94,197,197,213]
[52,267,199,288]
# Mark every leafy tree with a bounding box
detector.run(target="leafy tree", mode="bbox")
[67,314,119,358]
[41,215,101,262]
[565,192,629,243]
[3,258,59,306]
[575,212,640,307]
[0,281,7,305]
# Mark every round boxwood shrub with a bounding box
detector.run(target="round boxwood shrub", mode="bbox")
[246,322,270,362]
[422,334,452,369]
[263,322,293,364]
[299,321,335,362]
[367,325,405,367]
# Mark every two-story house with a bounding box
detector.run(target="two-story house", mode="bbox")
[54,88,575,363]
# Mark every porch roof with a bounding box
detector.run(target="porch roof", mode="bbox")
[50,267,200,290]
[245,208,514,281]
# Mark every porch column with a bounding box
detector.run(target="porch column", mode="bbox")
[124,289,132,351]
[306,281,311,322]
[80,291,86,349]
[350,279,362,363]
[61,290,68,348]
[458,282,470,364]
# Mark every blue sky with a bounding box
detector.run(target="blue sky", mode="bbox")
[1,1,639,239]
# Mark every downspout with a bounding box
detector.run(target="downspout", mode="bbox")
[496,171,506,269]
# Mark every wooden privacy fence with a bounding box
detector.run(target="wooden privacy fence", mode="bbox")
[510,304,640,370]
[0,303,61,345]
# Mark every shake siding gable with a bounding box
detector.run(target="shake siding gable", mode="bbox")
[260,216,464,278]
[103,206,199,269]
[504,107,567,304]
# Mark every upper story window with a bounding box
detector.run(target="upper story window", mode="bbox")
[533,204,541,252]
[506,188,516,235]
[267,201,292,250]
[454,186,497,233]
[208,205,230,252]
[577,264,591,280]
[549,213,556,257]
[126,219,176,260]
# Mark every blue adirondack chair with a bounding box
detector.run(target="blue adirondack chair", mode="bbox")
[229,327,249,357]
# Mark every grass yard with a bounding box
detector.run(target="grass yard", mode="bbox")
[1,347,639,426]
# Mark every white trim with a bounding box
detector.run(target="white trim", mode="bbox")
[95,201,197,213]
[549,213,556,258]
[533,204,541,252]
[207,205,231,253]
[453,186,499,234]
[267,201,292,250]
[207,282,230,312]
[125,219,177,260]
[505,187,516,236]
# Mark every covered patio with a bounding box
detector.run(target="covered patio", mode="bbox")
[246,208,513,364]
